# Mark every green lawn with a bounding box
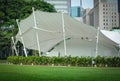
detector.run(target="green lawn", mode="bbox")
[0,64,120,81]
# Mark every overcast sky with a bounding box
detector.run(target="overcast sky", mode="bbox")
[71,0,93,9]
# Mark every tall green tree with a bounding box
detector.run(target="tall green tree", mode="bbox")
[0,0,56,59]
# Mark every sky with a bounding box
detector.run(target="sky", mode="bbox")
[71,0,93,9]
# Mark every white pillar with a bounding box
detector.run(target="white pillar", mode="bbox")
[16,19,28,57]
[32,7,41,56]
[11,37,18,56]
[61,11,67,56]
[95,27,100,57]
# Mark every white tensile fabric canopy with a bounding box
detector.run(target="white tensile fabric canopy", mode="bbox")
[101,30,120,44]
[16,10,119,57]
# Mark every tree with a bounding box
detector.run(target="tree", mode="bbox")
[0,0,56,59]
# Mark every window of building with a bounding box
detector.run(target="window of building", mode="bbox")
[111,4,113,7]
[109,4,111,7]
[103,4,105,7]
[106,4,108,7]
[106,27,108,29]
[112,23,113,26]
[103,12,105,14]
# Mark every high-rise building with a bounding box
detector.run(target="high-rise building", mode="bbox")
[118,0,120,27]
[70,6,84,22]
[71,6,84,17]
[83,8,91,25]
[44,0,71,15]
[70,0,84,22]
[71,6,80,17]
[93,0,119,30]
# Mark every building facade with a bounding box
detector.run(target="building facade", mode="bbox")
[70,6,84,22]
[44,0,71,15]
[71,6,84,17]
[93,0,119,30]
[118,0,120,27]
[83,8,91,25]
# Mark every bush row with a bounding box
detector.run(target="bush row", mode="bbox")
[7,56,120,67]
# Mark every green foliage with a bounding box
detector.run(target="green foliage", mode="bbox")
[0,0,56,57]
[7,56,120,67]
[0,0,56,26]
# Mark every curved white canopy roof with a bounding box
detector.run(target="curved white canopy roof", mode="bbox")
[101,30,120,44]
[16,11,119,56]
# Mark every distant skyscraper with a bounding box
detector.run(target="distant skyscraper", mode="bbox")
[70,0,84,22]
[118,0,120,13]
[71,7,80,17]
[92,0,119,30]
[118,0,120,27]
[44,0,71,15]
[83,8,91,25]
[71,6,84,17]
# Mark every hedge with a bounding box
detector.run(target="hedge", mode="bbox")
[7,56,120,67]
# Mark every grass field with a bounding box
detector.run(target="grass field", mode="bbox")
[0,64,120,81]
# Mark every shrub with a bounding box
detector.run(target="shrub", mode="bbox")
[7,56,120,67]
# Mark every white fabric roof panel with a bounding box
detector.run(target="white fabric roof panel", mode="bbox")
[16,11,119,56]
[101,30,120,44]
[35,11,63,32]
[51,38,118,57]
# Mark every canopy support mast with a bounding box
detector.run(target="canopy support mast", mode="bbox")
[32,7,41,56]
[11,36,18,56]
[16,19,28,57]
[95,27,100,57]
[61,11,67,56]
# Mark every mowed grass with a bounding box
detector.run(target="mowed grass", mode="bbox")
[0,64,120,81]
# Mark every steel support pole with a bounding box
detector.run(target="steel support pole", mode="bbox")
[11,37,18,56]
[16,19,28,57]
[61,11,67,56]
[95,27,100,57]
[32,7,41,56]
